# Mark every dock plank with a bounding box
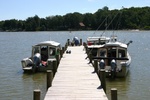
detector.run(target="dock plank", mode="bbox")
[44,46,108,100]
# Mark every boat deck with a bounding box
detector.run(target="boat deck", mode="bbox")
[44,46,108,100]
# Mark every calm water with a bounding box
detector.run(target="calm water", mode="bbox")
[0,31,150,100]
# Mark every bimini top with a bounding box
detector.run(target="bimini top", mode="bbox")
[102,35,128,48]
[104,41,128,48]
[87,36,110,41]
[35,41,60,47]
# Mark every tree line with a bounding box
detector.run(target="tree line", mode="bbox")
[0,6,150,31]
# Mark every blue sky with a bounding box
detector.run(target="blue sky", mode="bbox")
[0,0,149,21]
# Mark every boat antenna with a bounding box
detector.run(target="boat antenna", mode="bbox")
[101,11,120,37]
[93,16,109,35]
[110,7,123,39]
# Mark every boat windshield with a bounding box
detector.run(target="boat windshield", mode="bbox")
[118,49,126,58]
[98,49,107,57]
[32,46,40,56]
[49,47,56,58]
[41,46,48,61]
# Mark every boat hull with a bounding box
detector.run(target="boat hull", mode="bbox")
[21,58,57,73]
[104,64,130,77]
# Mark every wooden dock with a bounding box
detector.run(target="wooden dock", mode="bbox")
[44,46,108,100]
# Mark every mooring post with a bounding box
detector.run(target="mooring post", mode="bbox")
[100,69,106,93]
[62,47,65,54]
[65,43,68,50]
[47,70,53,90]
[60,49,63,58]
[94,59,98,73]
[80,39,82,46]
[86,47,89,54]
[89,53,92,63]
[111,88,117,100]
[33,89,41,100]
[83,42,87,52]
[53,60,57,76]
[56,54,60,66]
[67,39,70,46]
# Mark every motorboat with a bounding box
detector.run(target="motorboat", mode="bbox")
[21,41,61,72]
[93,36,132,77]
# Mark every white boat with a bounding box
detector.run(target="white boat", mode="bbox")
[21,41,61,72]
[86,36,110,56]
[94,36,132,78]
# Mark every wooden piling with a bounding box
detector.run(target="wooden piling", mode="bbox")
[83,43,88,54]
[65,43,68,50]
[89,53,92,63]
[62,47,65,54]
[67,39,70,46]
[100,69,106,93]
[53,60,57,76]
[80,39,82,46]
[111,88,117,100]
[47,70,53,90]
[56,54,60,66]
[94,59,98,73]
[33,89,40,100]
[60,49,63,58]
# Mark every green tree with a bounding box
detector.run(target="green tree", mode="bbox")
[83,13,96,30]
[0,6,150,31]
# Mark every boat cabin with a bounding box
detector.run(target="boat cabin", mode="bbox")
[31,41,61,61]
[97,42,128,66]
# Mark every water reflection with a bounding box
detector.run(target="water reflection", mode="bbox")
[106,71,131,100]
[21,72,47,100]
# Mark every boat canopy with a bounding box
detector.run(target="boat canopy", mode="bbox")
[87,45,103,48]
[87,36,110,41]
[104,41,127,48]
[35,41,60,47]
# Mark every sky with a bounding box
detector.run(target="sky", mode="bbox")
[0,0,149,21]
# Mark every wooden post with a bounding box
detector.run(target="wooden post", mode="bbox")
[53,60,57,76]
[60,49,63,58]
[100,69,106,93]
[80,39,82,46]
[47,70,53,90]
[111,88,117,100]
[89,53,92,63]
[67,39,70,46]
[83,42,88,54]
[62,47,65,54]
[86,48,89,55]
[33,89,40,100]
[65,43,67,51]
[56,54,60,66]
[94,59,98,73]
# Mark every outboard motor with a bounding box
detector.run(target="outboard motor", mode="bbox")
[32,53,41,72]
[111,59,117,78]
[99,59,105,69]
[111,59,116,71]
